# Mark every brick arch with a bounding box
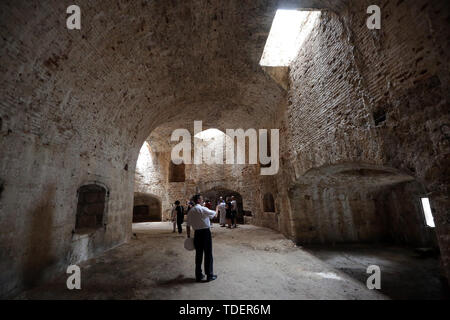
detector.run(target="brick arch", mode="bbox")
[201,187,245,223]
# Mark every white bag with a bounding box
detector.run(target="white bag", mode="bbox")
[184,237,195,251]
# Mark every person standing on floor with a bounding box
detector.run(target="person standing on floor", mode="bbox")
[186,200,194,213]
[231,196,238,228]
[216,197,226,227]
[225,197,233,228]
[171,202,177,233]
[186,194,218,282]
[174,200,184,234]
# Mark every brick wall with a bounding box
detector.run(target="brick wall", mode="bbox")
[276,0,449,278]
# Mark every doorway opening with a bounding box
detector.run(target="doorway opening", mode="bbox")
[133,192,162,222]
[289,163,446,299]
[202,187,245,224]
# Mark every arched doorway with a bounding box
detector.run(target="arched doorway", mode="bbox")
[201,187,245,224]
[288,163,445,299]
[289,163,438,245]
[133,192,162,222]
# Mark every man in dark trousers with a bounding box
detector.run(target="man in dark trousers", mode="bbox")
[186,194,218,282]
[174,200,184,234]
[231,196,238,228]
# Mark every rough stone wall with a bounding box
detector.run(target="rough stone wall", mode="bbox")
[3,0,309,296]
[345,0,450,278]
[286,178,439,246]
[0,111,137,297]
[276,0,449,277]
[134,143,172,219]
[1,0,448,297]
[134,135,280,225]
[289,184,383,244]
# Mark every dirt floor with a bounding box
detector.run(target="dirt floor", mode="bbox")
[16,223,394,300]
[305,244,449,300]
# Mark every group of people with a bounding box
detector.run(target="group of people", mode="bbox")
[215,196,238,228]
[169,194,239,282]
[171,195,238,233]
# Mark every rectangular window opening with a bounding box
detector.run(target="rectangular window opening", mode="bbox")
[420,197,435,228]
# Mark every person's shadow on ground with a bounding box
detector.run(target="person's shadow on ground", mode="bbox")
[156,274,197,287]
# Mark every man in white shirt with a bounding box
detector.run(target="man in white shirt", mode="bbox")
[186,194,218,282]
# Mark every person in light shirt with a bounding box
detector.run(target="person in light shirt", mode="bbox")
[186,194,218,282]
[216,197,226,227]
[170,203,177,233]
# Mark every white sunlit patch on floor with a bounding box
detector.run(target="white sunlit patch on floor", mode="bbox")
[315,272,342,280]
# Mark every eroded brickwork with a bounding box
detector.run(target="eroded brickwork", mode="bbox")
[1,0,448,297]
[276,0,449,278]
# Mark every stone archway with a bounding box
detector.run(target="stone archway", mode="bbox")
[201,187,245,224]
[288,163,438,246]
[133,192,162,222]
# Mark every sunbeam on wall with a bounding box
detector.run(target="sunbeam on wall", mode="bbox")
[136,141,153,173]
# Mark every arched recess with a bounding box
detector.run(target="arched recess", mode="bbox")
[201,187,245,223]
[133,192,162,222]
[263,193,275,212]
[288,162,438,247]
[75,182,110,234]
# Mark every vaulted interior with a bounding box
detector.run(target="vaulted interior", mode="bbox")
[0,0,449,299]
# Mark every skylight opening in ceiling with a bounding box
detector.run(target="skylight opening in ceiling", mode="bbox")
[260,10,321,67]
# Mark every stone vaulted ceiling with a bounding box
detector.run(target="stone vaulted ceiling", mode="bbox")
[0,0,347,152]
